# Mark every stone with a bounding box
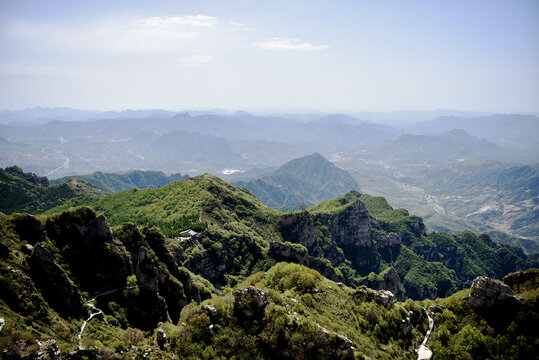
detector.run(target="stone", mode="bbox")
[468,276,520,310]
[203,304,218,317]
[0,317,4,333]
[355,286,396,306]
[233,287,269,318]
[156,328,167,349]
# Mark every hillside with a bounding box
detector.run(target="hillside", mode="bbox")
[0,207,537,358]
[51,170,188,193]
[48,174,533,299]
[0,166,102,214]
[234,153,360,210]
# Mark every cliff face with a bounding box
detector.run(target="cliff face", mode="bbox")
[277,200,402,277]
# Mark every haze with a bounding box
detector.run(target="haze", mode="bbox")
[1,0,538,113]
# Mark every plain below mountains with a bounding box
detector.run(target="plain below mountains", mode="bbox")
[234,153,360,210]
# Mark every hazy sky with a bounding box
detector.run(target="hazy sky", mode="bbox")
[1,0,538,112]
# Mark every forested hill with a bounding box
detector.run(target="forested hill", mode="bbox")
[0,166,102,214]
[46,173,534,300]
[51,170,188,193]
[234,153,360,210]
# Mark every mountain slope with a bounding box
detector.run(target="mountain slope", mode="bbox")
[51,170,188,193]
[47,174,533,299]
[0,166,102,214]
[1,206,536,359]
[234,153,360,209]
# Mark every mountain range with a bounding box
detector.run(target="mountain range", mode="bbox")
[0,169,537,359]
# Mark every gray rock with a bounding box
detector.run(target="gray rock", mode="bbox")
[203,304,218,317]
[0,317,4,333]
[355,286,396,306]
[468,276,520,310]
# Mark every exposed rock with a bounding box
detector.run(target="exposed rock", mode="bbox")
[279,212,318,252]
[0,317,4,333]
[399,316,412,334]
[10,213,46,245]
[156,328,167,350]
[362,267,404,301]
[2,166,49,186]
[23,244,33,254]
[134,247,159,293]
[468,276,521,310]
[233,287,269,318]
[29,243,85,318]
[36,339,60,360]
[355,285,396,306]
[45,207,132,294]
[203,304,218,317]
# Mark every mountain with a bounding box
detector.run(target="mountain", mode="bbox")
[234,153,360,210]
[47,174,533,298]
[0,166,102,214]
[0,180,537,359]
[410,114,539,149]
[374,129,533,164]
[51,170,188,193]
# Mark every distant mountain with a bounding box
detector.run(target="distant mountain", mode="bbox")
[375,129,535,164]
[0,166,102,214]
[234,153,360,209]
[0,107,177,124]
[51,170,188,193]
[410,114,539,149]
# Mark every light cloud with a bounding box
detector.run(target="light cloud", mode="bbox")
[177,55,215,66]
[227,21,256,32]
[254,37,329,51]
[139,15,218,29]
[7,15,221,55]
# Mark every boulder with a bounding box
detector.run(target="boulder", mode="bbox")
[355,286,396,306]
[468,276,520,310]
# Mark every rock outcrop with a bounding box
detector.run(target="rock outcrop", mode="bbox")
[233,287,269,318]
[45,207,132,294]
[468,276,520,310]
[362,267,404,300]
[29,243,85,318]
[355,286,396,306]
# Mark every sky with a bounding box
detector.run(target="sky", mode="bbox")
[0,0,538,113]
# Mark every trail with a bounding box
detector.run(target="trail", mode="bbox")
[77,286,134,350]
[417,311,434,360]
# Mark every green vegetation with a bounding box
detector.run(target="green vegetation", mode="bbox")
[0,166,102,214]
[51,170,188,193]
[235,153,360,210]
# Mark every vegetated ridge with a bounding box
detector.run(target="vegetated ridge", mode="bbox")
[234,153,360,210]
[51,170,188,193]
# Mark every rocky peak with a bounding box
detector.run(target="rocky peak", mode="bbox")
[468,276,521,310]
[29,243,85,318]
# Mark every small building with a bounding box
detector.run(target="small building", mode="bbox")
[180,229,198,238]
